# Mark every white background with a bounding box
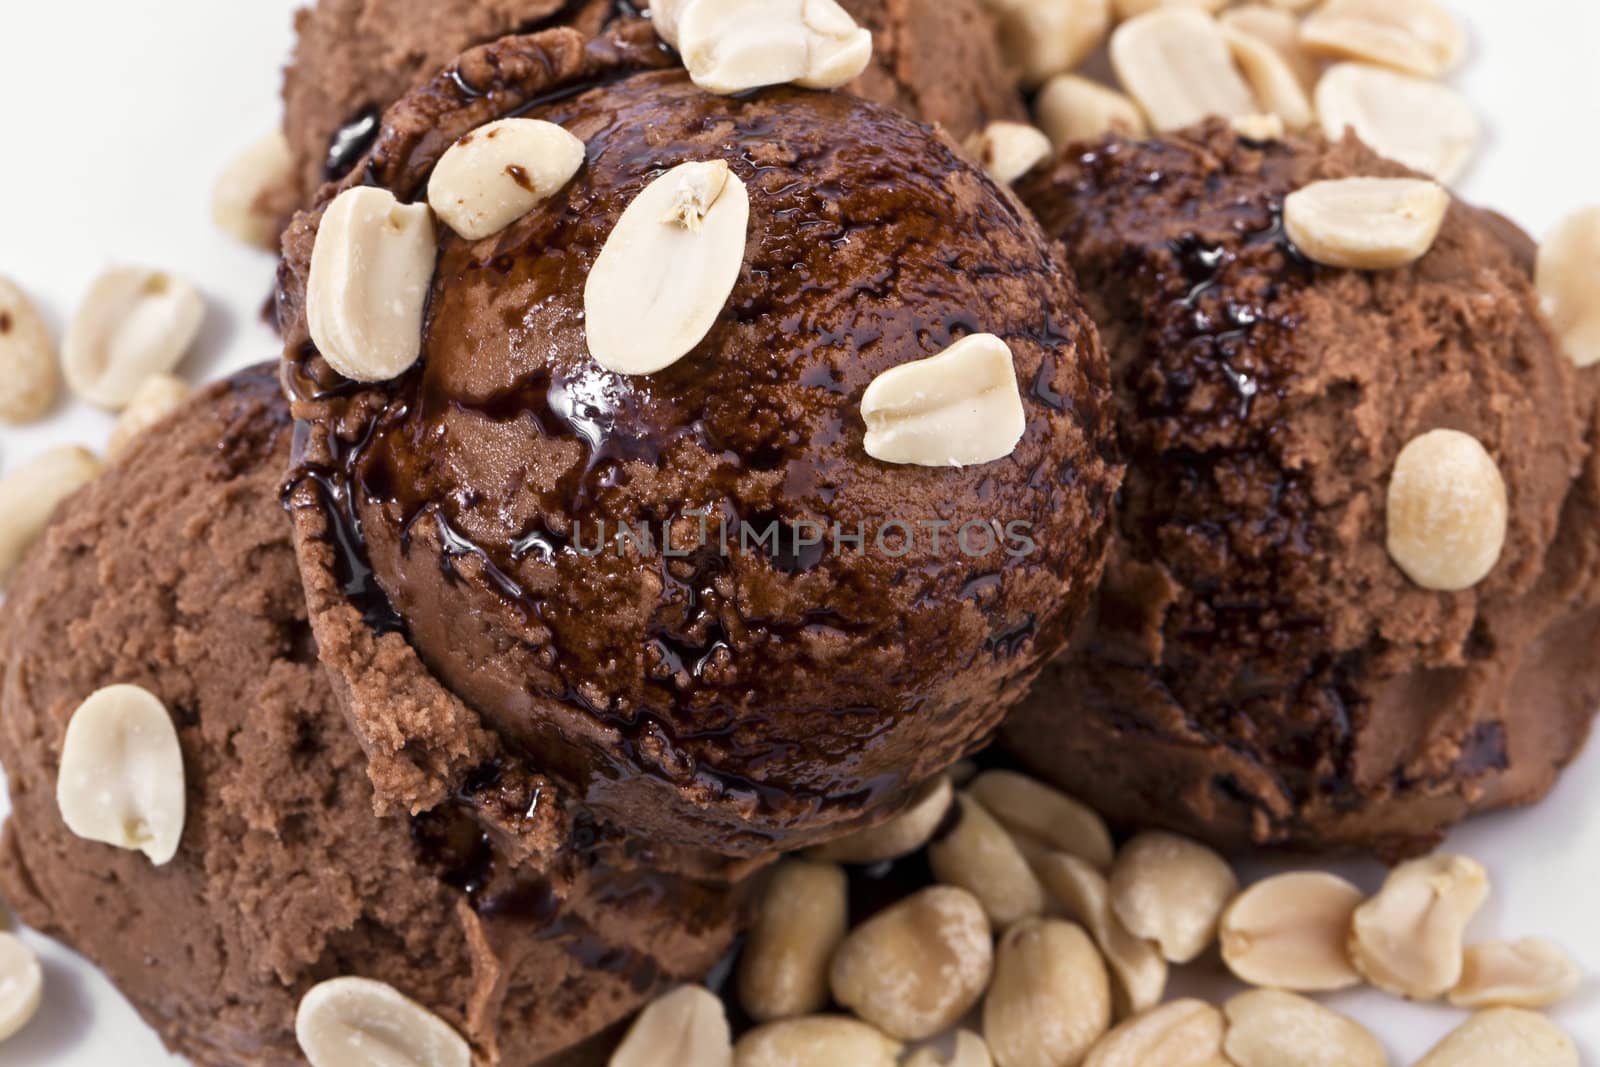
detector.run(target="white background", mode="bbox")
[0,1,1596,1063]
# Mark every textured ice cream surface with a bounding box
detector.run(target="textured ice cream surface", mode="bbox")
[278,25,1118,858]
[1006,121,1600,859]
[0,366,746,1066]
[275,0,1024,223]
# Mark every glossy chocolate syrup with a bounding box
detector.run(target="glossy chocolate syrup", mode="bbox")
[283,27,1115,850]
[321,0,647,170]
[408,760,744,996]
[324,108,380,182]
[514,0,642,37]
[344,78,1060,686]
[285,420,407,636]
[1019,131,1378,807]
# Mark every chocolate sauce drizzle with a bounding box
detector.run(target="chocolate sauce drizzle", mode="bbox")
[287,32,1100,843]
[324,108,380,182]
[285,420,407,636]
[1030,134,1384,813]
[409,798,713,997]
[405,753,751,1008]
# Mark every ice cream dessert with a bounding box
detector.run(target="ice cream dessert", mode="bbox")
[0,366,747,1065]
[277,22,1118,859]
[1004,120,1600,859]
[275,0,1025,222]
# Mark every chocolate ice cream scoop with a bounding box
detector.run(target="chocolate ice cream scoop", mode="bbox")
[274,0,1025,224]
[1005,121,1600,860]
[277,25,1117,857]
[0,366,746,1066]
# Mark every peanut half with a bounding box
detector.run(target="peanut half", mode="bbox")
[661,0,873,95]
[0,276,59,423]
[1315,63,1479,184]
[1034,75,1147,149]
[585,159,749,377]
[1300,0,1465,78]
[984,919,1112,1067]
[1284,177,1450,270]
[1083,999,1229,1067]
[1220,871,1365,992]
[737,859,848,1022]
[1385,431,1507,593]
[807,775,953,865]
[63,267,203,409]
[1231,113,1286,141]
[212,130,293,250]
[1448,939,1583,1010]
[295,977,470,1067]
[1414,1008,1578,1067]
[1107,831,1237,964]
[0,933,42,1043]
[56,684,187,866]
[733,1015,902,1067]
[307,186,437,383]
[612,985,733,1067]
[860,334,1027,468]
[1111,9,1257,132]
[1536,206,1600,368]
[829,886,993,1040]
[1222,989,1388,1067]
[0,446,103,589]
[927,793,1048,927]
[968,770,1114,870]
[109,374,192,460]
[983,0,1111,89]
[1220,6,1320,90]
[428,118,585,240]
[1349,853,1489,999]
[1032,849,1168,1016]
[1224,25,1313,128]
[965,122,1054,185]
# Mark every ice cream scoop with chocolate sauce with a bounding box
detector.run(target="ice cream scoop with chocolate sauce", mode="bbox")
[1005,121,1600,860]
[275,0,1025,224]
[278,23,1118,859]
[0,366,747,1067]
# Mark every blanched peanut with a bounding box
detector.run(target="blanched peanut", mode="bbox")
[295,977,470,1067]
[829,886,992,1040]
[1033,850,1168,1016]
[0,446,102,589]
[612,986,733,1067]
[586,160,749,376]
[984,919,1111,1067]
[1108,831,1237,964]
[1448,939,1582,1010]
[1385,430,1507,592]
[861,335,1026,468]
[1222,989,1388,1067]
[0,933,42,1042]
[733,1015,902,1067]
[1083,999,1228,1067]
[1414,1009,1577,1067]
[737,859,847,1021]
[968,770,1114,870]
[0,277,59,423]
[1349,853,1489,999]
[928,793,1048,926]
[1220,872,1364,992]
[807,776,952,865]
